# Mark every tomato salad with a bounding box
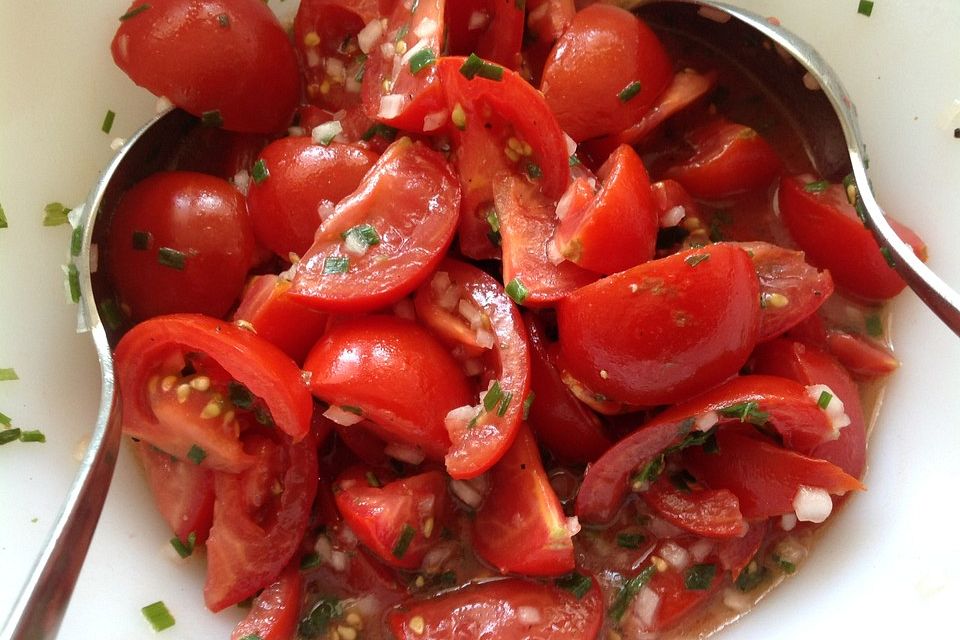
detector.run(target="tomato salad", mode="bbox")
[101,1,926,638]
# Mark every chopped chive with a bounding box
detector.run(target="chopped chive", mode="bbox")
[0,368,19,381]
[354,53,368,82]
[157,247,187,270]
[70,225,84,256]
[340,405,363,416]
[521,392,535,420]
[568,155,581,167]
[618,80,642,102]
[477,62,504,81]
[365,470,382,488]
[228,382,254,409]
[132,230,151,250]
[857,0,874,17]
[119,3,151,21]
[505,278,528,304]
[684,253,710,268]
[169,531,197,558]
[459,53,484,79]
[254,405,275,427]
[98,298,124,330]
[774,554,797,574]
[322,255,350,275]
[298,597,342,638]
[718,401,769,426]
[65,263,81,303]
[43,202,71,227]
[251,158,270,184]
[394,23,409,43]
[803,179,830,193]
[341,223,381,249]
[0,411,11,426]
[19,430,46,443]
[609,564,657,621]
[238,636,262,640]
[392,523,417,558]
[201,110,224,127]
[0,202,7,229]
[736,559,767,592]
[483,381,503,412]
[525,162,543,180]
[361,122,398,141]
[299,552,321,571]
[101,110,116,134]
[865,313,883,337]
[817,390,833,409]
[217,13,230,28]
[616,532,646,549]
[0,429,22,445]
[187,444,207,464]
[141,601,175,632]
[880,246,896,268]
[555,572,593,599]
[485,207,501,246]
[684,563,717,590]
[631,454,664,487]
[408,48,436,75]
[496,392,513,417]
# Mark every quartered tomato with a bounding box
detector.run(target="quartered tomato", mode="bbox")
[385,576,605,640]
[541,3,673,141]
[825,330,899,378]
[778,175,927,300]
[290,138,460,312]
[205,429,319,611]
[557,243,761,407]
[230,563,302,640]
[641,475,747,539]
[473,425,576,576]
[446,0,525,69]
[107,171,255,322]
[112,0,300,133]
[246,137,378,258]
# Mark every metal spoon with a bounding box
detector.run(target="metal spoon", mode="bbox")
[4,1,960,637]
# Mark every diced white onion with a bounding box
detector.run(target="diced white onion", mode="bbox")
[647,517,683,539]
[339,525,358,546]
[314,535,333,562]
[805,383,851,438]
[546,238,565,266]
[517,606,542,625]
[312,120,343,146]
[658,541,691,571]
[232,169,251,195]
[378,94,405,119]
[116,33,130,61]
[421,541,458,574]
[565,516,581,537]
[450,478,484,508]
[468,10,490,31]
[329,550,349,572]
[414,17,438,39]
[380,41,396,58]
[698,6,732,23]
[346,75,363,93]
[528,3,550,24]
[326,57,346,82]
[689,538,715,563]
[695,410,719,432]
[422,109,448,132]
[357,19,384,54]
[563,132,578,156]
[399,38,429,70]
[458,299,482,326]
[792,485,833,523]
[774,537,807,565]
[660,205,686,228]
[384,441,426,465]
[781,513,798,531]
[323,405,364,426]
[317,199,336,221]
[110,137,126,151]
[555,183,580,221]
[475,328,495,350]
[722,587,753,612]
[632,586,661,629]
[462,358,483,377]
[306,48,321,68]
[343,231,370,256]
[155,95,174,113]
[288,126,306,137]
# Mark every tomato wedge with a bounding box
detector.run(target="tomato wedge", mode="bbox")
[205,429,319,611]
[290,137,460,312]
[473,425,576,576]
[825,330,900,378]
[439,259,531,479]
[642,475,747,539]
[385,576,605,640]
[334,467,450,570]
[557,243,761,407]
[114,314,314,469]
[230,563,302,640]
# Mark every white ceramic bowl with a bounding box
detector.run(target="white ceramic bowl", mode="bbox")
[1,1,958,638]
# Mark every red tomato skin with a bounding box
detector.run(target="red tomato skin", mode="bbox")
[385,576,605,640]
[232,275,329,365]
[497,175,599,307]
[115,315,313,470]
[825,330,900,378]
[446,0,525,69]
[778,175,926,300]
[664,119,782,199]
[289,138,461,313]
[642,476,747,539]
[472,425,576,576]
[111,0,300,133]
[541,4,672,142]
[304,315,472,460]
[557,243,761,407]
[526,0,577,44]
[752,339,867,478]
[205,430,319,611]
[439,259,531,479]
[524,314,611,464]
[718,519,769,579]
[683,430,863,519]
[334,467,450,569]
[107,171,254,322]
[246,138,378,258]
[554,144,659,275]
[293,1,367,112]
[133,440,215,544]
[230,563,302,640]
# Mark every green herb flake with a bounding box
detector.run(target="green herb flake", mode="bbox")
[186,444,207,465]
[298,597,342,638]
[521,391,535,420]
[0,368,19,381]
[254,405,275,427]
[119,3,151,21]
[496,392,513,417]
[0,202,7,229]
[525,161,543,180]
[169,531,197,558]
[880,246,896,268]
[361,122,398,142]
[251,158,270,184]
[65,263,81,304]
[98,298,125,331]
[618,80,642,102]
[774,554,797,574]
[354,54,368,82]
[483,380,504,412]
[505,277,528,304]
[132,230,151,251]
[365,470,382,488]
[803,179,830,193]
[568,155,581,167]
[609,564,657,621]
[157,247,187,270]
[217,13,230,28]
[684,563,717,590]
[857,0,874,17]
[0,429,22,445]
[684,253,710,268]
[817,390,833,409]
[477,61,504,81]
[19,430,46,443]
[201,110,224,127]
[228,382,255,409]
[322,255,350,275]
[616,532,646,549]
[101,110,116,134]
[141,600,175,632]
[70,224,84,256]
[43,202,71,227]
[735,559,767,592]
[631,454,665,487]
[555,572,593,599]
[394,23,409,43]
[341,405,363,416]
[408,48,437,75]
[299,552,321,571]
[341,224,381,249]
[0,411,11,427]
[238,636,262,640]
[865,313,883,337]
[718,401,770,426]
[391,523,417,558]
[459,53,485,79]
